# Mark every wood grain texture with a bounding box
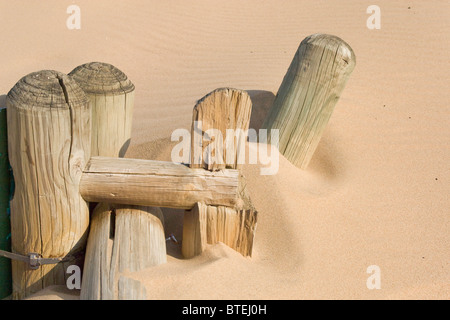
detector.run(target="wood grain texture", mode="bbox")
[80,157,240,209]
[182,201,257,259]
[181,202,207,259]
[80,203,165,300]
[6,70,91,299]
[183,88,257,259]
[182,174,257,258]
[262,34,356,169]
[191,88,252,171]
[69,62,135,157]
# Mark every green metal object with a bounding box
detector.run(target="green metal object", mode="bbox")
[0,107,12,299]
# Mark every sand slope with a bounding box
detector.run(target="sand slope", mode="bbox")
[1,0,448,299]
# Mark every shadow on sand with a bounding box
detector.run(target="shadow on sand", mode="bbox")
[246,90,275,131]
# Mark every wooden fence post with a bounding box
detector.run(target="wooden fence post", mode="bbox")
[69,62,135,157]
[6,70,91,299]
[70,63,168,300]
[80,204,165,300]
[190,88,252,171]
[262,34,356,169]
[182,88,257,259]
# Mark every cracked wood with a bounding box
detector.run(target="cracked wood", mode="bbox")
[6,70,91,299]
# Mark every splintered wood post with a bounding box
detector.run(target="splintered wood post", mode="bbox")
[69,62,135,158]
[191,88,252,171]
[80,157,240,209]
[80,204,165,300]
[182,200,257,258]
[6,70,91,299]
[182,88,258,259]
[262,34,356,169]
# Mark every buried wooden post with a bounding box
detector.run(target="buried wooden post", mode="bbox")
[182,88,258,259]
[70,62,168,300]
[6,70,91,299]
[69,62,135,158]
[182,199,257,259]
[262,34,356,169]
[80,204,165,300]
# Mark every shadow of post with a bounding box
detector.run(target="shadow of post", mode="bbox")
[246,90,276,131]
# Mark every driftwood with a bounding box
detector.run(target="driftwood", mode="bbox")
[80,157,240,210]
[6,70,91,299]
[182,88,257,258]
[69,62,135,157]
[262,34,356,169]
[80,204,165,300]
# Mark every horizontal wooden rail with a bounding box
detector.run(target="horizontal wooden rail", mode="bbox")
[80,157,240,209]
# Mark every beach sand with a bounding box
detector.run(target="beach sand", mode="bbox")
[1,0,448,300]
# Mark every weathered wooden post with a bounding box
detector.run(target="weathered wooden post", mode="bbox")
[262,34,356,169]
[190,88,253,171]
[69,62,135,157]
[182,88,257,259]
[70,62,167,300]
[6,70,91,299]
[80,204,165,300]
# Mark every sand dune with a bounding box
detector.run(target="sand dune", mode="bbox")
[1,0,448,300]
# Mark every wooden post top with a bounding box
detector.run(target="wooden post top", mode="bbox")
[195,87,249,104]
[298,34,356,74]
[69,62,135,95]
[7,70,88,109]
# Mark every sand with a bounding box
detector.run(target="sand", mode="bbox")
[1,0,448,300]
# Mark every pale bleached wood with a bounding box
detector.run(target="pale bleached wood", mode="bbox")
[181,203,207,258]
[182,174,257,258]
[234,174,258,257]
[81,203,165,300]
[79,157,239,209]
[69,62,135,157]
[6,70,91,299]
[183,88,257,259]
[71,63,147,298]
[191,88,252,171]
[70,63,145,299]
[262,34,356,169]
[182,201,257,259]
